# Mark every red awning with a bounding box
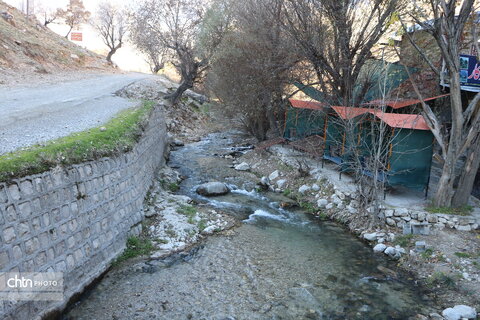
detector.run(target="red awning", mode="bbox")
[330,106,371,119]
[362,94,450,109]
[330,106,431,130]
[289,99,324,110]
[370,111,430,130]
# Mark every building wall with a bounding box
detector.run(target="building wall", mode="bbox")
[0,105,168,320]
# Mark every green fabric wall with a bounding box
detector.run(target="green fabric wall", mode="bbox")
[388,129,434,190]
[283,107,325,139]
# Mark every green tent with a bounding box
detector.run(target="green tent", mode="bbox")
[322,108,434,193]
[283,99,325,139]
[293,60,416,105]
[387,128,433,191]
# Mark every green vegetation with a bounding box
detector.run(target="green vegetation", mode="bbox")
[0,101,155,182]
[454,252,472,258]
[167,182,180,192]
[114,236,154,265]
[282,189,292,197]
[177,204,196,217]
[177,204,197,224]
[421,248,434,259]
[393,234,415,247]
[299,201,317,214]
[425,271,459,288]
[425,205,473,216]
[317,212,328,220]
[198,220,207,232]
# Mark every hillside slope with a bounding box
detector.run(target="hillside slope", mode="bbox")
[0,1,113,85]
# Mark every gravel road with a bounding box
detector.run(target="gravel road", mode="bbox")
[0,73,155,155]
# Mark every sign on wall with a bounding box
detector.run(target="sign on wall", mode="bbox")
[460,54,480,89]
[71,32,83,42]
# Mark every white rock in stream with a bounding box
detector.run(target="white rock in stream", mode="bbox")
[234,162,250,171]
[311,183,320,191]
[196,182,230,196]
[442,305,477,320]
[269,170,280,181]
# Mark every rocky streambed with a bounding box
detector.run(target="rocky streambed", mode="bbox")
[63,131,436,320]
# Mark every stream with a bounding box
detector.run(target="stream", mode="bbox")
[64,131,431,320]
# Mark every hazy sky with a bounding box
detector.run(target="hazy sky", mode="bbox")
[4,0,150,73]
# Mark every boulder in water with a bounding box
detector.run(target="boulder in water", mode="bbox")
[196,182,229,196]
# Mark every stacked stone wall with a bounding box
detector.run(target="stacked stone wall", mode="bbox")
[0,105,167,319]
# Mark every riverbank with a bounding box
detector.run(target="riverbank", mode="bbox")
[231,138,480,318]
[64,129,435,319]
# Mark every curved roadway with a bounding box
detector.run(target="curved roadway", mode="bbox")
[0,73,153,155]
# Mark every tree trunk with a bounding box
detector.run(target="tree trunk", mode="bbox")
[452,136,480,207]
[152,62,164,74]
[65,26,73,39]
[165,80,194,104]
[106,49,116,63]
[433,153,456,207]
[432,75,463,207]
[251,110,270,141]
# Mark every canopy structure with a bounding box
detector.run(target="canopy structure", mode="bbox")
[329,106,431,131]
[284,99,325,139]
[323,106,434,193]
[294,61,417,105]
[289,99,325,110]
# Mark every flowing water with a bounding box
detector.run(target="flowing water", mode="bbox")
[64,132,431,320]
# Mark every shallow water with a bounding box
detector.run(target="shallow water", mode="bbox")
[64,132,429,319]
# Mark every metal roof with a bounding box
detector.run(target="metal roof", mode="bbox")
[330,106,371,119]
[329,106,431,131]
[289,99,325,110]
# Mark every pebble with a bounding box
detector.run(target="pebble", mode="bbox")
[234,162,250,171]
[363,232,378,241]
[269,170,280,181]
[317,199,328,208]
[298,185,311,194]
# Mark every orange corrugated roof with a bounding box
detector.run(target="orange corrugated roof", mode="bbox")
[330,106,371,119]
[289,99,324,110]
[370,111,430,130]
[330,106,431,130]
[363,94,450,109]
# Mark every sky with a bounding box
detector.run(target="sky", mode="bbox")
[4,0,151,73]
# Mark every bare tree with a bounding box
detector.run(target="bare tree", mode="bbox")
[207,0,298,140]
[58,0,90,39]
[129,8,169,74]
[94,2,127,64]
[36,2,63,27]
[282,0,400,107]
[401,0,480,207]
[134,0,224,103]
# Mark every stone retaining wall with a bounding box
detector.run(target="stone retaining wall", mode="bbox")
[383,208,479,232]
[0,105,168,320]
